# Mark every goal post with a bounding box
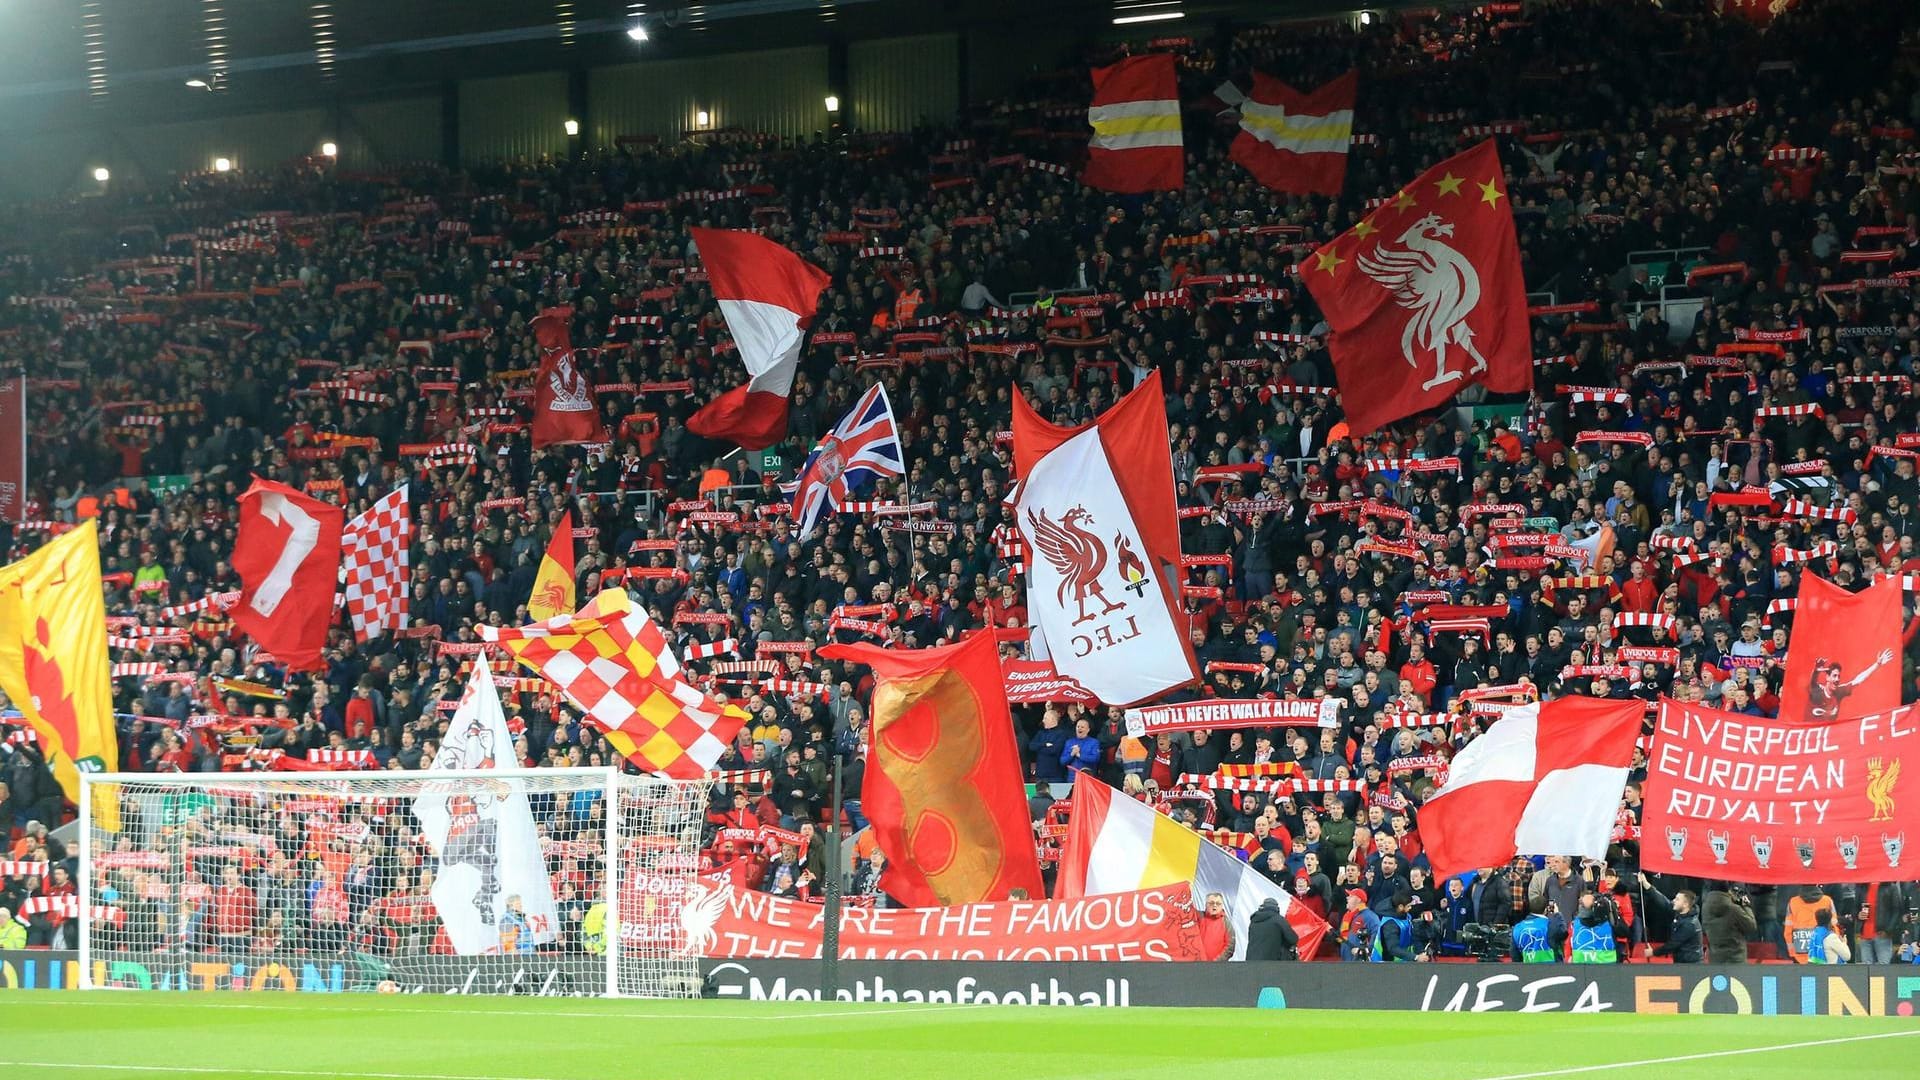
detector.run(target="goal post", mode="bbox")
[77,769,709,998]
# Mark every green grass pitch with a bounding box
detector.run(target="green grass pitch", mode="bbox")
[0,991,1914,1079]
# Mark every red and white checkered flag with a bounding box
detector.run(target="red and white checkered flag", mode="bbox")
[341,485,411,642]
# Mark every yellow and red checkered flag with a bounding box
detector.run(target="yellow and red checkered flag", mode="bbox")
[479,590,748,777]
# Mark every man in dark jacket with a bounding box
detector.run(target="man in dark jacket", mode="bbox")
[1642,874,1704,962]
[1704,887,1757,964]
[1243,897,1299,961]
[1866,880,1916,965]
[1028,709,1068,786]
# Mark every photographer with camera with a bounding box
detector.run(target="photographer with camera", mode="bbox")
[1704,885,1758,964]
[1570,890,1619,963]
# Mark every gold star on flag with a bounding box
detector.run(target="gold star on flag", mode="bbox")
[1313,248,1344,275]
[1434,172,1464,197]
[1391,189,1416,211]
[1352,220,1377,240]
[1479,176,1505,206]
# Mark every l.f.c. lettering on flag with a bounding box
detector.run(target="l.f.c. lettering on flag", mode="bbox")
[1012,371,1198,707]
[1083,53,1184,193]
[1302,139,1531,435]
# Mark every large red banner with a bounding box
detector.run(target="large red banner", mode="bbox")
[1778,574,1901,724]
[647,879,1208,962]
[0,373,22,522]
[1644,697,1920,883]
[1001,659,1099,704]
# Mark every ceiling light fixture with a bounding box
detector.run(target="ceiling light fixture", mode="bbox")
[695,110,710,128]
[564,119,580,136]
[321,141,338,157]
[627,24,648,41]
[213,157,232,172]
[93,167,110,182]
[1113,10,1184,23]
[824,95,840,113]
[185,78,209,89]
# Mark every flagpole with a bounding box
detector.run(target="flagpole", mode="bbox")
[821,751,844,1002]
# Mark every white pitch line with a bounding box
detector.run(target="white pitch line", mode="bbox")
[0,1064,565,1080]
[1473,1029,1920,1080]
[20,995,986,1023]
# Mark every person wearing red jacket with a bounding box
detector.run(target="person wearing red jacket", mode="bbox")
[212,864,258,951]
[1398,642,1439,707]
[1619,560,1661,614]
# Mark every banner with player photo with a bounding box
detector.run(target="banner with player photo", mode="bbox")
[1777,574,1902,725]
[1643,696,1919,883]
[412,659,560,954]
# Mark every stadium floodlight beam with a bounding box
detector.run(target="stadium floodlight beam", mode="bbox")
[320,141,337,157]
[564,118,580,136]
[92,167,110,182]
[1113,10,1184,24]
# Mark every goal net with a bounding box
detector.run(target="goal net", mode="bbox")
[77,769,709,998]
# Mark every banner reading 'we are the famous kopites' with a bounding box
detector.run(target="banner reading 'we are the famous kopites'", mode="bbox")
[657,879,1209,962]
[1644,697,1920,883]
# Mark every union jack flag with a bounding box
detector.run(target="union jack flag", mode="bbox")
[790,382,904,540]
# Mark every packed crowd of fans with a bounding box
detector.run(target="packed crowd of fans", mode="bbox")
[4,0,1920,966]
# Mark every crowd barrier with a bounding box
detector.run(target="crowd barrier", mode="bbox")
[5,950,1919,1015]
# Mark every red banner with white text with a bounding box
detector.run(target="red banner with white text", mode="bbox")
[1643,697,1920,883]
[651,878,1209,962]
[1002,658,1100,704]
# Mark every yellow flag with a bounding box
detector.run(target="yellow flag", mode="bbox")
[526,509,576,622]
[0,521,119,826]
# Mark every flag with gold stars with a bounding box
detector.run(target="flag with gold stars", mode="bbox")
[1301,139,1529,435]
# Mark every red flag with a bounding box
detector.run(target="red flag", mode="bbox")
[1420,696,1643,881]
[230,478,344,672]
[526,509,576,622]
[1083,54,1184,193]
[1778,573,1902,723]
[686,228,831,450]
[0,373,22,522]
[1302,139,1530,435]
[1230,71,1356,196]
[820,632,1044,907]
[530,308,608,448]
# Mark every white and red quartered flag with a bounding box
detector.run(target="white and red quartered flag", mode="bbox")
[1420,696,1644,880]
[1083,53,1184,193]
[341,484,411,642]
[685,227,831,450]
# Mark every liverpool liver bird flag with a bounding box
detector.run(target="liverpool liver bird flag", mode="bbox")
[1301,139,1529,435]
[526,509,577,622]
[1012,371,1197,706]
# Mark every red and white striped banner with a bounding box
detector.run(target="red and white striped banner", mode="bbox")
[683,638,739,660]
[1774,541,1838,565]
[1612,612,1677,639]
[1561,385,1631,405]
[1753,403,1823,421]
[1777,498,1854,522]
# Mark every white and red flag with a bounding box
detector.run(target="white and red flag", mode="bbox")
[340,484,410,642]
[530,308,608,448]
[1083,54,1184,193]
[1012,371,1197,706]
[230,477,344,671]
[1230,70,1356,196]
[411,657,560,954]
[686,227,832,450]
[1420,696,1644,880]
[1301,140,1531,434]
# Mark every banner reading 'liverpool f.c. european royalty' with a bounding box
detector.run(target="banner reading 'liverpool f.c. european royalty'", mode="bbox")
[1644,697,1920,883]
[659,879,1208,962]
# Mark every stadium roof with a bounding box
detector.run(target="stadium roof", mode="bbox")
[0,0,1433,130]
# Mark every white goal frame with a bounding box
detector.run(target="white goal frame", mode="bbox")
[76,768,709,998]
